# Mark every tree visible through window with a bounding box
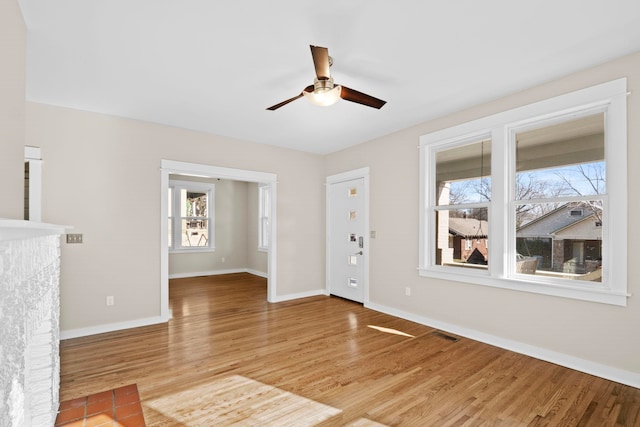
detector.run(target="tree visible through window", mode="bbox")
[420,78,628,305]
[514,114,605,280]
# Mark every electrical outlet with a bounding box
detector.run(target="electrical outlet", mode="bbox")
[106,296,114,306]
[221,257,226,263]
[370,230,376,239]
[405,287,411,297]
[66,233,83,244]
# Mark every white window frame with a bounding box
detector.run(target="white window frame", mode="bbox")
[419,78,628,306]
[258,183,270,251]
[169,179,215,252]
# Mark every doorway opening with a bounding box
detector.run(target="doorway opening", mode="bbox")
[160,160,278,321]
[24,146,42,222]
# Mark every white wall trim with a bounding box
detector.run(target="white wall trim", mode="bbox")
[365,301,640,389]
[60,316,166,340]
[169,268,267,280]
[24,146,42,222]
[246,269,268,278]
[326,167,370,184]
[269,289,327,303]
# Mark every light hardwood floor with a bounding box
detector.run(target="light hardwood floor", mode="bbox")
[59,273,640,426]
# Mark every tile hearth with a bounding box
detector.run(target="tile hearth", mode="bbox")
[55,384,145,427]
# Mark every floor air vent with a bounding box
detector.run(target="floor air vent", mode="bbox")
[431,331,459,342]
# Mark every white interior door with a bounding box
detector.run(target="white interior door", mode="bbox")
[327,176,367,302]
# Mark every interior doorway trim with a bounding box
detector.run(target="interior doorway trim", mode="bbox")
[24,146,43,222]
[160,160,278,320]
[326,167,370,303]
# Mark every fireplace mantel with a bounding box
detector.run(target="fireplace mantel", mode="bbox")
[0,219,68,241]
[1,219,68,426]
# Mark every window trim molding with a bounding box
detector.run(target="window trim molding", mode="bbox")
[258,183,270,252]
[168,179,216,253]
[419,78,628,306]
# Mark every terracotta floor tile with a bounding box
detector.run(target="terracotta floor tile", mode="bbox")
[59,396,87,411]
[56,420,85,427]
[86,399,114,416]
[87,390,113,403]
[115,402,142,420]
[55,406,86,424]
[85,413,116,427]
[115,392,139,407]
[114,384,138,397]
[57,384,144,427]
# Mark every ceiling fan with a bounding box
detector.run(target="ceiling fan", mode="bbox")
[266,45,386,111]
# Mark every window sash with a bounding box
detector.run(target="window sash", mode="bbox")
[258,185,270,250]
[419,78,627,306]
[169,180,215,251]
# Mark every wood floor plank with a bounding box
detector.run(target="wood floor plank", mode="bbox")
[58,273,640,426]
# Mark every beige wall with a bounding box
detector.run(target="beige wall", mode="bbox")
[0,0,26,219]
[26,102,325,332]
[325,52,640,373]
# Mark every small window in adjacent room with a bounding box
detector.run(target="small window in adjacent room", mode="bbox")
[419,78,628,306]
[258,184,270,251]
[169,180,215,251]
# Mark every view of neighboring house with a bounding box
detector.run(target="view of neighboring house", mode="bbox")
[516,203,602,276]
[448,217,489,264]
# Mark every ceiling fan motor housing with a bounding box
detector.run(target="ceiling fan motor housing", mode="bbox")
[314,77,335,92]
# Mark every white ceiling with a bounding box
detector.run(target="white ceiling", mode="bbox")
[19,0,640,154]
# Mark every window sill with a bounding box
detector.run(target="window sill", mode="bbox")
[170,247,216,254]
[418,267,628,306]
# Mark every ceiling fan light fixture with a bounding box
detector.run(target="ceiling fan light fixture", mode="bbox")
[303,77,342,106]
[266,46,386,111]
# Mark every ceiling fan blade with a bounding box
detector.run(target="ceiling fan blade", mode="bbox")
[266,86,314,111]
[266,93,304,111]
[339,86,387,109]
[310,45,331,80]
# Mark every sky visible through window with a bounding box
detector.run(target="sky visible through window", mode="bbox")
[449,161,605,204]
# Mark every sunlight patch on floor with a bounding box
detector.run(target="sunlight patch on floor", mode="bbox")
[344,418,389,427]
[367,325,415,338]
[144,375,341,425]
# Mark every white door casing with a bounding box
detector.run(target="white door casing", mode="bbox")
[326,168,369,303]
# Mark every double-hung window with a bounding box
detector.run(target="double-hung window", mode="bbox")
[258,184,270,251]
[168,180,215,251]
[419,79,628,306]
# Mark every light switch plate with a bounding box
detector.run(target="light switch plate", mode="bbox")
[66,233,83,244]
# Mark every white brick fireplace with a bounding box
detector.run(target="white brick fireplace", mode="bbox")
[1,220,66,427]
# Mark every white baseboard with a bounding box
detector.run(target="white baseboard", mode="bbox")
[169,268,266,279]
[365,301,640,389]
[246,269,268,278]
[270,289,326,303]
[61,315,168,340]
